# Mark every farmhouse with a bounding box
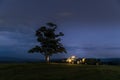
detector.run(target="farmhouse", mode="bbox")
[65,56,101,65]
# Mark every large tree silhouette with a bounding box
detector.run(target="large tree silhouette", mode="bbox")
[28,22,67,63]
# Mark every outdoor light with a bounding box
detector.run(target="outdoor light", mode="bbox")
[71,56,76,59]
[68,59,72,63]
[82,58,86,63]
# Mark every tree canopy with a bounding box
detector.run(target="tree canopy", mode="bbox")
[28,22,67,62]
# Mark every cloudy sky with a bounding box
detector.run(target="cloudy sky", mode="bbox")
[0,0,120,59]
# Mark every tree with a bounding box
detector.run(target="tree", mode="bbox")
[28,22,67,63]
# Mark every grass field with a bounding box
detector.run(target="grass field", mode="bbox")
[0,63,119,80]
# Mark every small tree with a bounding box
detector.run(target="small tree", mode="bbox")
[28,22,67,63]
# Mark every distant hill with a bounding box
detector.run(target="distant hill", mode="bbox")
[0,56,120,65]
[0,57,23,61]
[0,56,43,63]
[100,58,120,65]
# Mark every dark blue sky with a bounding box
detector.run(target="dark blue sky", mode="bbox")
[0,0,120,59]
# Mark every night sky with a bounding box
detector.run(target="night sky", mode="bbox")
[0,0,120,60]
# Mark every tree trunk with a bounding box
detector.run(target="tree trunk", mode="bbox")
[45,55,50,63]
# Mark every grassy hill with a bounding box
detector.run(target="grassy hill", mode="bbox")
[0,63,119,80]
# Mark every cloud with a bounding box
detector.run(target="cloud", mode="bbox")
[0,31,36,46]
[0,30,40,58]
[65,44,120,58]
[0,31,18,46]
[57,12,73,17]
[0,0,119,27]
[0,0,120,58]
